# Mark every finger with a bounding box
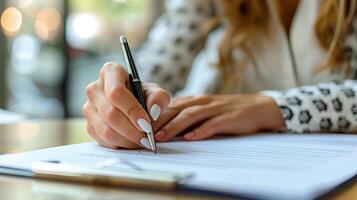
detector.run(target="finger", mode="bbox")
[185,110,260,140]
[83,100,139,149]
[86,82,153,149]
[184,115,227,141]
[168,95,212,110]
[99,62,152,134]
[153,95,213,132]
[143,83,171,121]
[157,103,223,142]
[87,123,116,149]
[84,103,136,149]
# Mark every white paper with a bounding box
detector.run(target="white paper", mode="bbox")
[1,134,357,200]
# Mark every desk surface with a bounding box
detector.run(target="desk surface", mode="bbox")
[0,119,355,200]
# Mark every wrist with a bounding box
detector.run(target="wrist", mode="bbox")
[258,95,287,131]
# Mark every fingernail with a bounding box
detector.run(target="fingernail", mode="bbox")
[140,138,151,149]
[155,130,165,141]
[137,118,153,134]
[150,104,161,121]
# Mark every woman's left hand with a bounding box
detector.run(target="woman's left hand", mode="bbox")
[153,94,287,141]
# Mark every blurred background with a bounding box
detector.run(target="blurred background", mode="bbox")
[0,0,163,120]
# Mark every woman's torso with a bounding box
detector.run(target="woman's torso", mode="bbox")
[177,0,348,96]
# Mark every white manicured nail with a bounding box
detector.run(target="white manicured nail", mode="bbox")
[137,118,153,134]
[140,138,151,149]
[150,104,161,121]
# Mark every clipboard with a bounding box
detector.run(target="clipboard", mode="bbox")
[0,161,192,191]
[2,135,357,200]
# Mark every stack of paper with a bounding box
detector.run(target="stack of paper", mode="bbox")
[0,133,357,200]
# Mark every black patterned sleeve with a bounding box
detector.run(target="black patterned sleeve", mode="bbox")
[135,0,216,94]
[262,80,357,133]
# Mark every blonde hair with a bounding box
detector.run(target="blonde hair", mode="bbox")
[315,0,356,72]
[213,0,357,91]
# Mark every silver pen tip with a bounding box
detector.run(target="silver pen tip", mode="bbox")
[119,35,127,44]
[147,132,157,153]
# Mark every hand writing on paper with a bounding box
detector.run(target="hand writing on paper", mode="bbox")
[82,63,170,149]
[83,63,286,149]
[153,95,286,142]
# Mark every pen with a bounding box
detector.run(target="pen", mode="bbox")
[119,35,157,153]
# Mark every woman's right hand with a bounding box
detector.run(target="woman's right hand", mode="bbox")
[82,62,171,149]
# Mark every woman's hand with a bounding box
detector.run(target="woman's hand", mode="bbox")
[82,62,170,149]
[153,94,286,141]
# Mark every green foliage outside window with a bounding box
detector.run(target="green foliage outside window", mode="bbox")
[69,0,149,19]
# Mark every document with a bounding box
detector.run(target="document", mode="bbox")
[0,133,357,200]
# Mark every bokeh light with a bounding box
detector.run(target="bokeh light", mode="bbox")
[66,12,102,48]
[12,35,40,61]
[35,7,61,40]
[1,7,23,36]
[71,13,100,39]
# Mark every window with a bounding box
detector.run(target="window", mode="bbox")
[0,0,162,118]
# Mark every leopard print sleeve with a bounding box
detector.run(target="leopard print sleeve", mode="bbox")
[135,0,216,94]
[262,80,357,133]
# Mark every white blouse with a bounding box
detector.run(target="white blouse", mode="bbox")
[136,0,357,133]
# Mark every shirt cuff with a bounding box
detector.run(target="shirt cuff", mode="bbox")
[261,90,306,133]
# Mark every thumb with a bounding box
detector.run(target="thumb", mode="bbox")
[143,83,171,121]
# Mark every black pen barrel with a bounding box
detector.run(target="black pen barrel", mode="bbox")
[130,79,147,111]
